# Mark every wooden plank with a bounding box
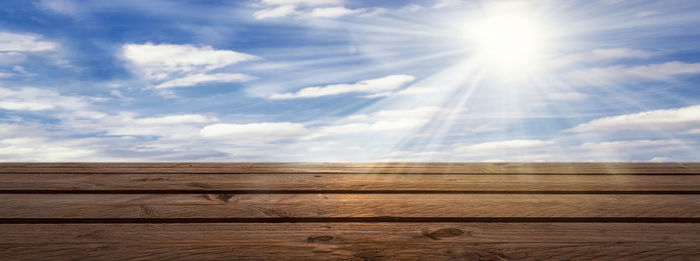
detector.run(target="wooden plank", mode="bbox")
[1,194,698,218]
[1,243,698,260]
[2,223,699,243]
[2,173,699,192]
[1,223,698,260]
[1,163,698,260]
[1,163,699,174]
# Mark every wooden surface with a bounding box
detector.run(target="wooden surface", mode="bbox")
[1,163,698,260]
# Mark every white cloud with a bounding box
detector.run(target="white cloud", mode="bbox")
[315,121,422,135]
[572,139,697,162]
[309,6,364,18]
[199,106,445,143]
[566,105,700,134]
[546,91,588,101]
[401,4,423,12]
[130,114,215,125]
[36,0,82,16]
[260,0,341,5]
[555,48,659,67]
[269,74,415,99]
[563,61,700,87]
[577,139,687,152]
[254,5,297,19]
[433,0,466,9]
[347,106,443,121]
[72,113,218,139]
[440,138,697,162]
[0,52,27,64]
[0,31,58,52]
[121,43,257,91]
[455,139,554,153]
[308,106,444,139]
[583,48,658,60]
[122,43,257,80]
[201,122,307,140]
[253,0,366,19]
[363,86,439,98]
[0,31,58,65]
[0,87,219,140]
[154,73,254,89]
[434,139,559,162]
[0,137,97,161]
[0,87,89,111]
[636,11,659,17]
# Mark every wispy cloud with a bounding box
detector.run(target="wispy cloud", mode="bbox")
[545,91,588,101]
[259,0,341,5]
[443,138,696,162]
[269,74,415,99]
[35,0,83,16]
[432,0,468,9]
[307,106,445,139]
[154,73,254,89]
[0,31,58,52]
[566,105,700,134]
[308,6,364,18]
[0,87,89,111]
[562,61,700,87]
[253,5,297,19]
[82,113,218,139]
[121,43,258,89]
[455,139,554,153]
[554,48,660,67]
[201,122,307,140]
[577,139,688,153]
[364,86,440,98]
[0,31,58,65]
[253,0,369,19]
[0,52,27,65]
[198,106,445,143]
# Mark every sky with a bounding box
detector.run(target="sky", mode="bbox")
[0,0,699,162]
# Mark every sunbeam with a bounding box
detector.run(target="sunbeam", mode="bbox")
[0,0,698,162]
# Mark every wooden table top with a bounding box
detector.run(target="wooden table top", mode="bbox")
[1,163,699,260]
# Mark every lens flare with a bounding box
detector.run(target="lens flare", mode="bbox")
[464,6,551,75]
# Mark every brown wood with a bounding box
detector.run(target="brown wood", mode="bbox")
[1,163,698,260]
[2,173,700,192]
[2,223,699,243]
[1,193,698,218]
[4,243,699,261]
[1,223,699,260]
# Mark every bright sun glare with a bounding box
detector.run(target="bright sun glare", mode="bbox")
[464,6,550,75]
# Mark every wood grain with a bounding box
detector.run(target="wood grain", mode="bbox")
[2,223,699,260]
[2,243,699,261]
[2,223,699,243]
[1,194,698,218]
[2,173,700,192]
[1,163,698,260]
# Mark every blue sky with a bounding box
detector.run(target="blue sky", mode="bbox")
[0,0,699,161]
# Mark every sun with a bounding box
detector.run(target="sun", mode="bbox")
[463,6,550,75]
